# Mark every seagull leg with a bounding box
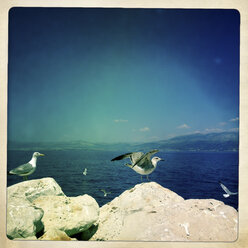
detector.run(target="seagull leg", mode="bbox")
[140,175,143,182]
[146,175,150,181]
[23,176,28,181]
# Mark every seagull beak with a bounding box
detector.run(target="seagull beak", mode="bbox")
[39,154,45,156]
[160,159,164,161]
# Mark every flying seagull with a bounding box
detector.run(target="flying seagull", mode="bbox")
[8,152,45,180]
[100,189,111,197]
[219,181,238,198]
[83,168,87,176]
[111,149,164,181]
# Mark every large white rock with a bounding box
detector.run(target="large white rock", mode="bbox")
[90,182,238,241]
[7,177,65,239]
[7,197,44,239]
[33,194,100,236]
[8,177,65,202]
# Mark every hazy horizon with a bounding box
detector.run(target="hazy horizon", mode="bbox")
[8,130,239,145]
[8,8,239,143]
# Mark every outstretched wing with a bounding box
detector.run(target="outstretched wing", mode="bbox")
[219,182,232,194]
[111,152,144,165]
[130,152,144,164]
[9,163,33,175]
[132,149,159,168]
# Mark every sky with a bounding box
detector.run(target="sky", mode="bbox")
[8,8,240,143]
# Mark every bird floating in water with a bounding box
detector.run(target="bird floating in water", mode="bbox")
[111,149,164,181]
[219,181,238,198]
[8,152,45,180]
[100,189,111,197]
[83,168,87,176]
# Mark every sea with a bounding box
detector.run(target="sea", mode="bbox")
[7,150,239,210]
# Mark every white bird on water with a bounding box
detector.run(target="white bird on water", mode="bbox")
[8,152,45,180]
[219,181,238,198]
[111,149,164,181]
[83,168,87,176]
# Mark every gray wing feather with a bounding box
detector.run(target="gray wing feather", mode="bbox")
[132,149,159,168]
[10,163,33,175]
[130,152,144,164]
[111,152,144,165]
[111,153,133,161]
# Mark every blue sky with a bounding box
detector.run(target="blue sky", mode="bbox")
[8,8,240,143]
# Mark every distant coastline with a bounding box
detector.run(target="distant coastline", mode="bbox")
[8,131,239,153]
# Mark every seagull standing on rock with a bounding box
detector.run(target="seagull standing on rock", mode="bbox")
[8,152,45,180]
[111,149,164,181]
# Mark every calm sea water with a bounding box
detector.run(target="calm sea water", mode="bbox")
[7,150,239,209]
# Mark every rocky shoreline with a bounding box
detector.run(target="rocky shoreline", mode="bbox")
[7,177,238,241]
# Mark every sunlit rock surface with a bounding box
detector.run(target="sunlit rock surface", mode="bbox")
[7,177,64,239]
[7,179,237,241]
[33,194,99,236]
[7,197,44,239]
[8,177,65,202]
[90,182,238,241]
[7,177,99,239]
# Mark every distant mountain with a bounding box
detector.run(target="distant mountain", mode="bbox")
[7,140,139,152]
[136,132,239,152]
[8,132,239,152]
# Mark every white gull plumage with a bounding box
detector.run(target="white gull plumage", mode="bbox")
[111,149,164,180]
[8,152,45,180]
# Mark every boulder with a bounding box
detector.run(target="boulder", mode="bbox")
[90,182,238,241]
[7,177,65,239]
[8,177,65,202]
[7,197,44,239]
[33,194,99,236]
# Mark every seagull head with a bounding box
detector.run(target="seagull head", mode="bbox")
[151,156,164,166]
[33,152,45,157]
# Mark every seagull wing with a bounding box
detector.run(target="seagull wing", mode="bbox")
[130,152,144,164]
[9,163,33,175]
[132,149,159,168]
[111,152,144,165]
[219,182,232,194]
[111,152,133,161]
